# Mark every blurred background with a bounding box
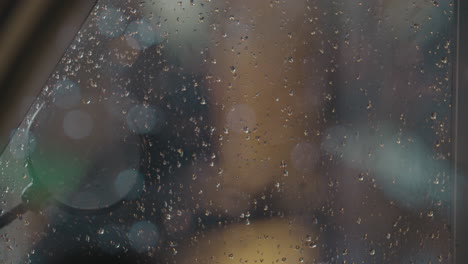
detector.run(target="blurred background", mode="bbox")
[0,0,457,263]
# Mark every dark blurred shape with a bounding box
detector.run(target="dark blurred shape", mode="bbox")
[455,1,468,263]
[0,203,27,229]
[41,249,147,264]
[0,180,50,229]
[0,0,96,154]
[0,0,21,28]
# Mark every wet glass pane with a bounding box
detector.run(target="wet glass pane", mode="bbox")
[0,0,455,263]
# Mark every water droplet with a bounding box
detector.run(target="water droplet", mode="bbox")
[356,217,362,224]
[280,160,288,168]
[427,210,434,217]
[358,173,364,181]
[229,66,237,74]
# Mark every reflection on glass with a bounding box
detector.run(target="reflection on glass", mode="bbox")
[0,0,454,263]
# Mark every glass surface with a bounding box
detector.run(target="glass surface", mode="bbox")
[0,0,455,263]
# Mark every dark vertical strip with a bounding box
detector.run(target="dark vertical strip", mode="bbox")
[455,0,468,263]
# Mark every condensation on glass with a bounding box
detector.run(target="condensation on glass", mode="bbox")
[0,0,454,263]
